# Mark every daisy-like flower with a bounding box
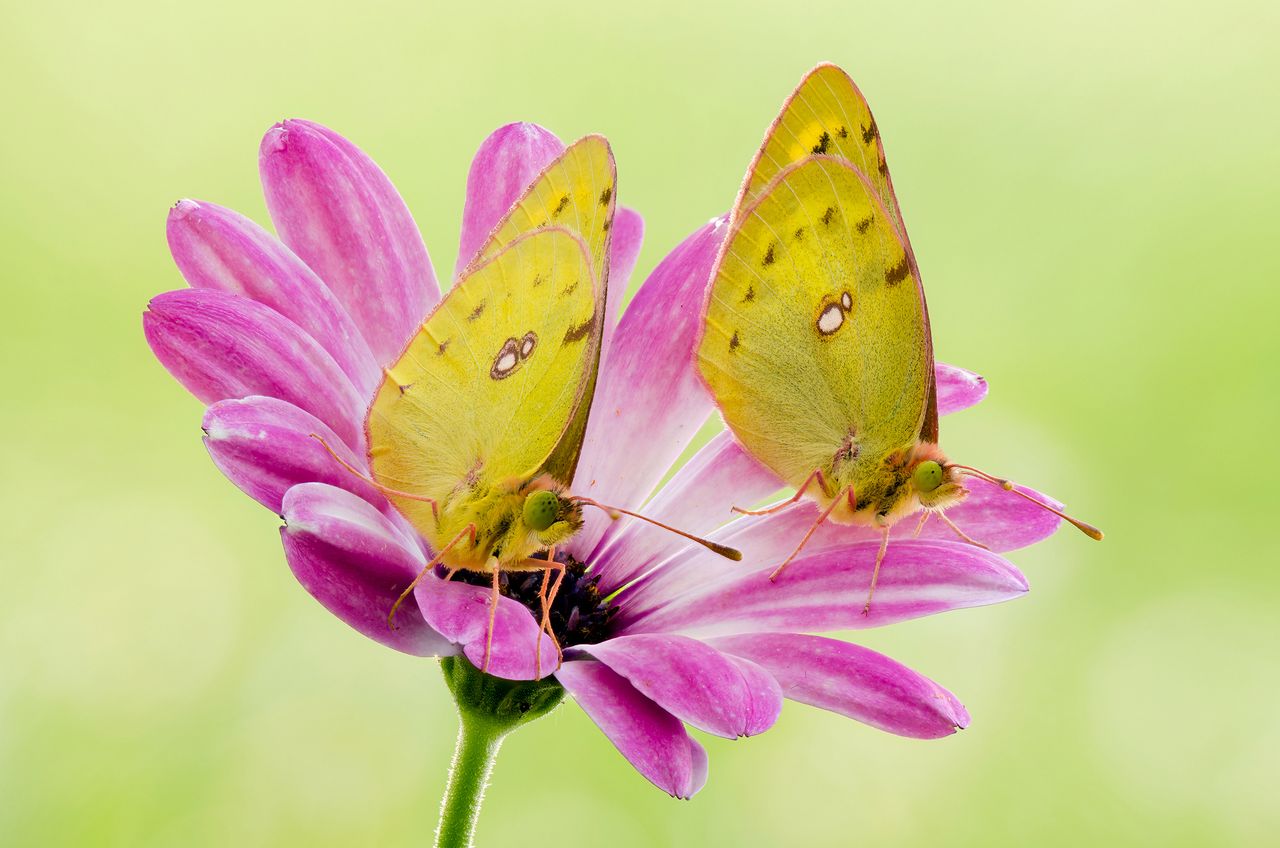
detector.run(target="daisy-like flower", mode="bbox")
[144,120,1061,812]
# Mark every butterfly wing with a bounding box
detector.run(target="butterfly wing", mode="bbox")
[697,155,931,491]
[731,64,938,443]
[466,136,617,482]
[367,227,600,536]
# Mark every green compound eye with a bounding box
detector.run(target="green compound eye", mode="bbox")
[523,490,561,532]
[912,460,944,493]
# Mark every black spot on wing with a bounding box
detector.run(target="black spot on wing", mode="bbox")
[563,316,595,343]
[794,227,805,241]
[877,158,888,176]
[885,254,911,286]
[561,279,579,297]
[552,194,570,217]
[821,207,835,226]
[599,186,612,206]
[532,273,544,287]
[729,331,740,351]
[862,119,879,144]
[855,214,874,234]
[762,244,775,266]
[812,131,831,155]
[437,339,450,355]
[837,125,849,139]
[467,301,486,321]
[742,286,755,304]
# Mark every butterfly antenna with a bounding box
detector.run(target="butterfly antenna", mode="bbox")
[309,433,439,523]
[949,464,1103,541]
[572,497,742,561]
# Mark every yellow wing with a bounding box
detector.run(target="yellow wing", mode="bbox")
[465,134,617,480]
[697,156,931,494]
[734,64,939,442]
[740,63,905,240]
[367,227,600,536]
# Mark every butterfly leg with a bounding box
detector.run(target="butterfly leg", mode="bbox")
[861,526,892,616]
[769,486,849,582]
[310,434,440,524]
[937,511,990,550]
[532,551,567,678]
[481,565,501,674]
[913,511,931,538]
[733,468,830,517]
[386,522,476,630]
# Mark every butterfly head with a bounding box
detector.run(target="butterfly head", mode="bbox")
[521,482,584,546]
[908,443,967,511]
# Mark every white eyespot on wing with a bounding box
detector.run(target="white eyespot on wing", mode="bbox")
[520,331,537,359]
[841,291,852,311]
[817,303,845,336]
[490,338,522,380]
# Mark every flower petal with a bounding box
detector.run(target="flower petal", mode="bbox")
[686,736,709,797]
[618,539,1028,638]
[601,206,644,351]
[144,289,367,450]
[259,119,438,363]
[166,199,380,395]
[413,578,559,681]
[455,122,565,275]
[936,362,988,416]
[202,396,385,513]
[280,483,451,656]
[592,430,781,593]
[576,633,781,738]
[710,633,970,739]
[556,659,704,798]
[571,216,728,556]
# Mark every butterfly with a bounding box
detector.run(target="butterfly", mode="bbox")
[319,135,737,674]
[695,64,1100,611]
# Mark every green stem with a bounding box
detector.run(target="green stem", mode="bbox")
[435,711,503,848]
[434,656,565,848]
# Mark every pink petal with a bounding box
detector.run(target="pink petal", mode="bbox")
[601,206,644,352]
[710,633,970,739]
[455,122,565,275]
[936,363,989,416]
[618,539,1028,638]
[202,396,385,514]
[571,216,729,556]
[144,289,366,450]
[259,120,438,363]
[576,633,781,738]
[280,483,451,656]
[687,737,709,796]
[166,199,380,395]
[556,659,704,798]
[592,430,782,592]
[413,578,559,681]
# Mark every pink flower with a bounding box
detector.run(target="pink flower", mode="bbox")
[144,120,1059,799]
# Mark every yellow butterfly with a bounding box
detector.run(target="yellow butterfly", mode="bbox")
[320,135,736,673]
[696,64,1100,610]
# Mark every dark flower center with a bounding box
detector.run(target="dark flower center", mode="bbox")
[438,551,616,648]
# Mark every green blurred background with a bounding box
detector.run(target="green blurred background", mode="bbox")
[2,0,1276,845]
